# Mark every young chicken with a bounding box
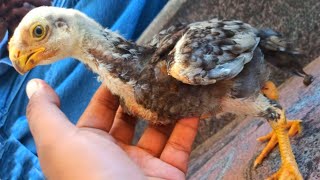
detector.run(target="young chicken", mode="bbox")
[9,7,310,179]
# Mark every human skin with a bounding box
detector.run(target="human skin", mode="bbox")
[26,79,199,180]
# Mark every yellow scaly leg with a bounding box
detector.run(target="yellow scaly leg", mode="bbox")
[266,110,303,180]
[254,119,302,167]
[255,81,303,179]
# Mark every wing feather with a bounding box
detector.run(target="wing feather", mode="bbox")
[166,19,260,85]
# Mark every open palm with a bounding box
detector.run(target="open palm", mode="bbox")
[26,79,199,179]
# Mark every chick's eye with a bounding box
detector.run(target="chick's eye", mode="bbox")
[33,25,45,38]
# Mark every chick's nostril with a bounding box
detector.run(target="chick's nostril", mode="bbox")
[15,51,20,58]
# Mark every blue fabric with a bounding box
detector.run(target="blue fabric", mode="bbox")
[0,0,167,179]
[0,32,11,76]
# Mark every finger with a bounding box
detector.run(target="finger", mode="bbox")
[136,123,174,157]
[160,117,199,173]
[77,85,119,132]
[26,79,75,146]
[109,107,137,144]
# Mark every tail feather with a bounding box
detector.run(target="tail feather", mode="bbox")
[257,28,313,85]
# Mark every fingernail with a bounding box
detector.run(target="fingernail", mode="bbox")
[26,80,40,99]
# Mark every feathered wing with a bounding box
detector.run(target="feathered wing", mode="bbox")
[148,23,188,60]
[151,19,260,85]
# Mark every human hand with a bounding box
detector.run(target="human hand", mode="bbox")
[0,0,52,40]
[26,79,199,179]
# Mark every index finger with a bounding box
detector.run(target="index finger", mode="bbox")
[77,85,119,132]
[160,117,199,173]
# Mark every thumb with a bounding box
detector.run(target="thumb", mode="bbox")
[26,79,75,146]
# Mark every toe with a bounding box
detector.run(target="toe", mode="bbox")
[287,120,302,136]
[257,131,274,142]
[254,135,278,168]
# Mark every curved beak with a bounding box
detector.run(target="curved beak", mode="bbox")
[9,46,45,75]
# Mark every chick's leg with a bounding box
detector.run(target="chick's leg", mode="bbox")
[254,81,302,167]
[254,119,302,167]
[265,109,302,180]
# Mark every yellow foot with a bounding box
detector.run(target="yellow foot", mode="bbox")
[254,120,302,168]
[267,164,303,180]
